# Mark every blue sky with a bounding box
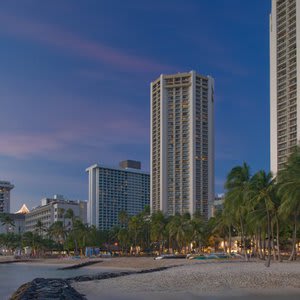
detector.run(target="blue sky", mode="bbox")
[0,0,271,212]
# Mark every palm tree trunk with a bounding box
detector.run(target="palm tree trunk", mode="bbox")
[289,213,297,261]
[259,228,263,259]
[255,232,259,258]
[240,216,248,261]
[265,209,271,267]
[271,222,276,261]
[276,218,281,262]
[263,234,266,260]
[228,225,232,254]
[223,237,227,253]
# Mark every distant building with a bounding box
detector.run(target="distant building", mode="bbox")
[150,71,215,219]
[0,203,29,234]
[25,194,87,233]
[86,162,150,230]
[0,181,14,213]
[211,194,225,217]
[15,204,30,214]
[0,213,26,234]
[119,160,141,170]
[270,0,300,174]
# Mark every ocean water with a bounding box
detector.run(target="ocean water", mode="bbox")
[0,263,111,300]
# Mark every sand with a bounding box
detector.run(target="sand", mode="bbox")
[72,259,300,300]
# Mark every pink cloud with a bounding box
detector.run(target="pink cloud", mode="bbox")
[0,107,149,160]
[0,12,174,73]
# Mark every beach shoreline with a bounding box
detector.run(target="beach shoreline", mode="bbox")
[6,257,300,300]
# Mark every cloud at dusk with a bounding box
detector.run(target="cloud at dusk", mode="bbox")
[0,11,174,74]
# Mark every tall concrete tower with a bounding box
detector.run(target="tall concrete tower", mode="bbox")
[270,0,300,174]
[150,71,215,220]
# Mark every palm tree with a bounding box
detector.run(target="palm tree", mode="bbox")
[248,170,275,267]
[277,146,300,261]
[22,231,43,257]
[118,210,129,228]
[0,213,15,233]
[64,208,76,231]
[128,216,141,254]
[150,211,166,254]
[64,209,81,255]
[212,211,229,253]
[166,214,192,254]
[224,162,251,261]
[48,221,65,244]
[34,220,46,237]
[58,208,66,228]
[117,228,130,254]
[221,205,235,254]
[190,213,205,253]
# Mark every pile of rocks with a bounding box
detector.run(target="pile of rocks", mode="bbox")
[68,266,175,283]
[10,265,177,299]
[10,278,85,300]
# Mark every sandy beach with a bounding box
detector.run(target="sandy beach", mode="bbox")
[72,259,300,300]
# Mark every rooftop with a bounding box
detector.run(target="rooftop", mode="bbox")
[86,163,149,175]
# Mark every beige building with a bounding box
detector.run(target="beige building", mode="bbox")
[270,0,300,173]
[25,195,87,233]
[150,71,214,219]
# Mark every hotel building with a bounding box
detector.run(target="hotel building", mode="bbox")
[270,0,300,173]
[25,194,87,233]
[86,161,150,230]
[211,194,225,217]
[0,181,14,213]
[150,71,215,219]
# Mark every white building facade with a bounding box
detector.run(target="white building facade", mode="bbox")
[25,195,87,233]
[86,163,150,230]
[151,71,215,219]
[270,0,300,174]
[0,181,14,213]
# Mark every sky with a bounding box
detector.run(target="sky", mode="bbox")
[0,0,271,212]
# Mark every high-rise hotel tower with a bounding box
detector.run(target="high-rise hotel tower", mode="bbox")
[270,0,300,174]
[150,71,214,220]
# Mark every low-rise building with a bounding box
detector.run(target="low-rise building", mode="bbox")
[25,194,87,233]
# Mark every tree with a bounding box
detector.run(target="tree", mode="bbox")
[277,146,300,261]
[117,228,130,254]
[22,231,42,256]
[166,213,192,254]
[34,220,46,237]
[212,211,229,253]
[0,213,15,233]
[48,221,65,244]
[128,216,142,254]
[64,208,76,231]
[150,211,166,254]
[248,170,275,267]
[224,162,251,261]
[191,213,206,253]
[118,210,129,228]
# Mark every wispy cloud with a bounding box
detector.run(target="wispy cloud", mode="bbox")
[0,94,149,160]
[0,11,174,73]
